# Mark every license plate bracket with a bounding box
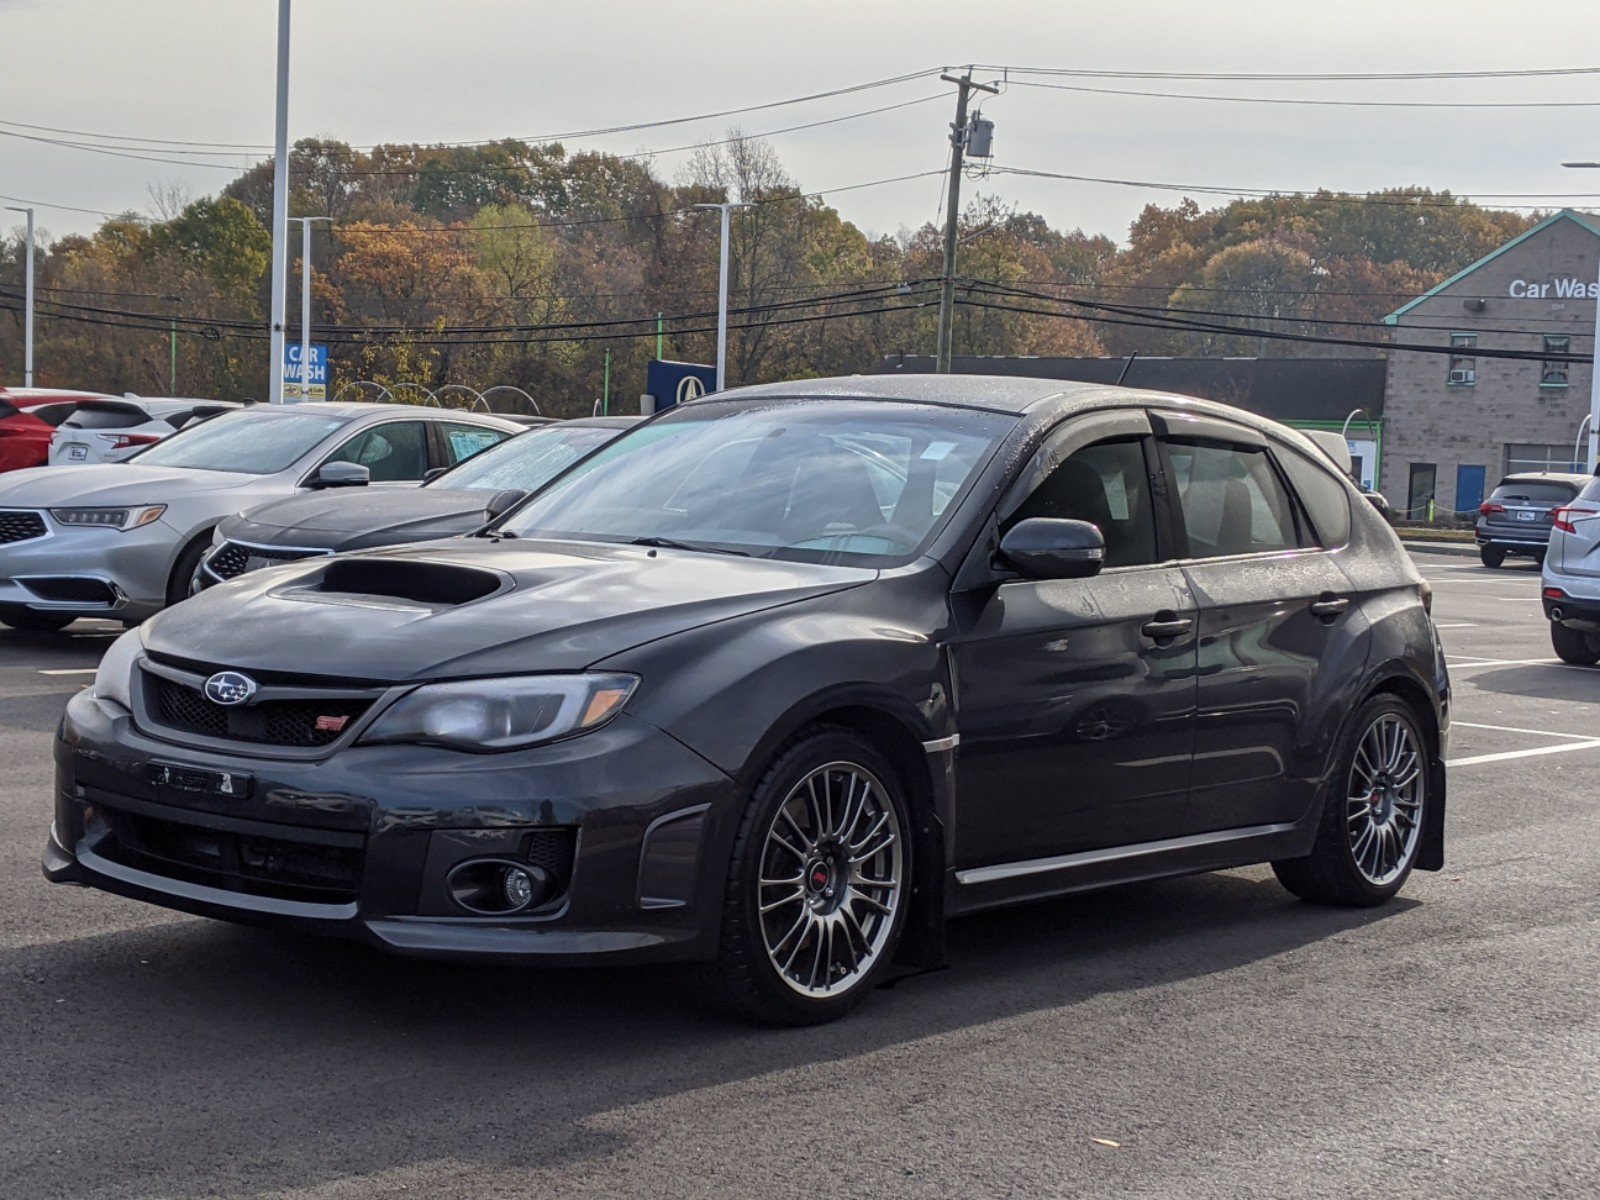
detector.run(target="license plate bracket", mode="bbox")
[1516,509,1538,522]
[147,761,252,800]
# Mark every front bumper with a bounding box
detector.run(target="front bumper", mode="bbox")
[44,690,742,964]
[0,515,180,619]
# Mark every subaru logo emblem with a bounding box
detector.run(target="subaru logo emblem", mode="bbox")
[203,671,257,707]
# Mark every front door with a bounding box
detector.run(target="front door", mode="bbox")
[952,413,1199,871]
[1153,413,1366,834]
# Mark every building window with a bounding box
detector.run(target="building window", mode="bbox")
[1505,443,1582,474]
[1542,335,1571,387]
[1448,333,1476,386]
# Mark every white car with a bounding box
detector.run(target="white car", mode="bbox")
[48,397,243,465]
[1540,472,1600,663]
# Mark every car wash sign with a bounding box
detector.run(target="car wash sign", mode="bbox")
[282,343,329,402]
[1508,278,1600,299]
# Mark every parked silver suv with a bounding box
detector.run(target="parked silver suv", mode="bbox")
[1540,473,1600,663]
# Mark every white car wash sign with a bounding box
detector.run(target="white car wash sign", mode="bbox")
[1508,278,1600,299]
[282,343,329,402]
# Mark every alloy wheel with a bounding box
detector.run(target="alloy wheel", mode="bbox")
[757,761,904,998]
[1346,713,1425,887]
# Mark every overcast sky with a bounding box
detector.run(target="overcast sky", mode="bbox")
[6,0,1600,245]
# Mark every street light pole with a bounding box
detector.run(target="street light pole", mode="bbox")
[4,206,35,386]
[935,70,998,374]
[292,216,330,402]
[267,0,292,403]
[1558,163,1600,468]
[694,201,751,392]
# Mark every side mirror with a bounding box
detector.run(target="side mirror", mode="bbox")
[310,461,370,489]
[423,466,447,483]
[485,488,528,521]
[1362,490,1391,520]
[997,517,1105,580]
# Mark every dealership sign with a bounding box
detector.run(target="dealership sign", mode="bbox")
[1508,278,1600,299]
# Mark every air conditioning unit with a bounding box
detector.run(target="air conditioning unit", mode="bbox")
[1449,368,1475,385]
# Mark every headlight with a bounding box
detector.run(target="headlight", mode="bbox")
[52,505,166,531]
[92,627,144,710]
[359,673,638,752]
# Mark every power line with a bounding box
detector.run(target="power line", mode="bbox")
[1010,78,1600,109]
[985,64,1600,81]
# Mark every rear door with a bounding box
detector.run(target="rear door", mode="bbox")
[1152,411,1367,835]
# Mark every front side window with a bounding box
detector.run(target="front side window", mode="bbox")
[1005,438,1158,568]
[499,399,1014,565]
[1449,333,1477,386]
[134,410,350,474]
[1542,336,1571,386]
[1165,439,1302,559]
[324,421,430,481]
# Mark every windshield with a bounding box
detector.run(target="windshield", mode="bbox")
[1491,480,1578,505]
[433,425,620,492]
[499,399,1013,564]
[132,409,349,474]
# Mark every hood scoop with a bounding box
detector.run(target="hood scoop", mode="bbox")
[313,557,506,607]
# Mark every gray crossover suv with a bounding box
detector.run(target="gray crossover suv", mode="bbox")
[0,403,518,630]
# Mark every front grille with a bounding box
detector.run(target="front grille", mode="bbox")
[149,674,372,748]
[206,541,322,582]
[0,509,47,545]
[89,804,363,905]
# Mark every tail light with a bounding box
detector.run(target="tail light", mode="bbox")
[1544,587,1569,600]
[1478,501,1505,516]
[95,433,163,450]
[1551,507,1597,534]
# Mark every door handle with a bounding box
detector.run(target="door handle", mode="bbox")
[1141,615,1193,640]
[1310,594,1351,619]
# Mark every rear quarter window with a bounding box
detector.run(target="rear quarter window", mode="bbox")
[1274,445,1352,548]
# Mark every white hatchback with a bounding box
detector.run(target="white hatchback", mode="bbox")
[48,397,241,466]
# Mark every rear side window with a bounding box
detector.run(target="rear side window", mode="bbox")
[1274,446,1352,548]
[441,422,510,465]
[64,406,144,430]
[1165,439,1303,559]
[1490,480,1578,505]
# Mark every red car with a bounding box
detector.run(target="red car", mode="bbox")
[0,388,113,474]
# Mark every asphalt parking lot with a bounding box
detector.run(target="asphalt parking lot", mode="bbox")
[1,549,1596,1200]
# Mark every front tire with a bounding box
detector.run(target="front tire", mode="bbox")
[1551,622,1600,666]
[714,727,911,1025]
[165,534,213,608]
[1479,545,1506,568]
[1273,694,1427,907]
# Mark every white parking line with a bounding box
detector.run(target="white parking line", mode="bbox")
[1447,656,1585,670]
[1447,739,1600,767]
[1454,720,1599,741]
[37,668,97,676]
[1433,622,1478,629]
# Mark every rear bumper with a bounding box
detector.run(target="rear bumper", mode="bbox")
[1475,530,1550,551]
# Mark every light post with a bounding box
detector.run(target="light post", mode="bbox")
[292,216,330,402]
[267,0,292,402]
[694,201,751,392]
[1558,163,1600,469]
[4,206,34,386]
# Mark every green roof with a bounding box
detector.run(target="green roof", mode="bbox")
[1383,208,1600,324]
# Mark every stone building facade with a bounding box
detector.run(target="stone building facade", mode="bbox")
[1382,209,1600,518]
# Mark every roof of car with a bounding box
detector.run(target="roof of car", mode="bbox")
[1496,472,1592,485]
[246,401,521,425]
[563,415,642,428]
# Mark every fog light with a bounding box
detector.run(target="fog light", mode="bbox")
[502,866,535,910]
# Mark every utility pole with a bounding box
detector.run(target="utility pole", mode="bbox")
[694,201,751,391]
[4,206,34,386]
[293,216,330,402]
[935,70,998,374]
[267,0,292,403]
[1561,162,1600,469]
[164,294,179,393]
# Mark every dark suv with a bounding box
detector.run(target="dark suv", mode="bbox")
[47,377,1448,1024]
[1475,472,1589,567]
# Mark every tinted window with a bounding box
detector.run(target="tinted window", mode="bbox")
[63,406,145,430]
[1166,439,1301,558]
[1007,438,1158,568]
[33,403,81,428]
[434,425,617,492]
[1275,446,1352,548]
[325,421,430,482]
[442,422,510,466]
[500,399,1012,565]
[135,410,349,474]
[1575,477,1600,504]
[1490,479,1578,504]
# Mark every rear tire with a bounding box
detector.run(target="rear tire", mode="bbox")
[1273,694,1427,907]
[1479,545,1506,568]
[713,726,911,1025]
[0,610,73,633]
[1550,622,1600,666]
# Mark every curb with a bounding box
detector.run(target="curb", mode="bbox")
[1398,539,1480,559]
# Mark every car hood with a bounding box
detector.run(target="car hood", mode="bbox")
[222,487,496,551]
[143,539,877,680]
[0,463,259,506]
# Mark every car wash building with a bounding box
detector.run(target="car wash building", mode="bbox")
[1381,208,1600,519]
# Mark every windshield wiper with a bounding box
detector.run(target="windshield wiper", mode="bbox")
[629,535,750,557]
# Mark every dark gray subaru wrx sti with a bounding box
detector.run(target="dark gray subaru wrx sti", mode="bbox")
[45,375,1448,1024]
